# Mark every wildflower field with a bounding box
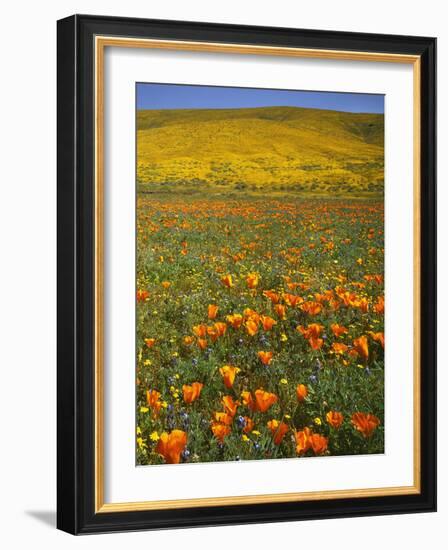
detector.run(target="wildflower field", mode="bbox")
[136,195,384,465]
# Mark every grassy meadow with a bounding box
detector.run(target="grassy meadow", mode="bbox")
[136,106,384,466]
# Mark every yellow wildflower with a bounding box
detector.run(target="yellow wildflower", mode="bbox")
[137,437,147,449]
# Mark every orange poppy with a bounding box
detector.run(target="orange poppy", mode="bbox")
[254,389,278,413]
[156,430,187,464]
[308,337,324,350]
[300,301,322,315]
[214,411,233,425]
[261,315,277,331]
[183,335,194,346]
[211,422,231,442]
[274,304,287,319]
[219,365,240,388]
[358,298,369,313]
[295,427,328,455]
[245,319,259,337]
[246,273,259,289]
[226,313,243,329]
[309,433,328,455]
[161,281,171,289]
[326,411,344,429]
[136,289,150,302]
[297,323,324,339]
[214,322,227,337]
[182,382,203,404]
[296,384,308,402]
[353,335,369,361]
[351,412,380,437]
[258,351,274,366]
[263,290,280,304]
[197,338,207,350]
[373,296,385,314]
[352,282,366,289]
[267,419,289,445]
[208,304,219,320]
[207,325,219,342]
[243,308,260,323]
[284,293,304,307]
[222,395,239,417]
[146,389,162,415]
[335,285,347,299]
[287,282,300,290]
[295,427,312,455]
[243,416,254,433]
[331,323,348,338]
[146,389,160,405]
[365,274,383,285]
[340,291,359,308]
[193,324,207,338]
[241,391,256,411]
[370,331,385,348]
[332,342,348,354]
[329,298,342,311]
[221,274,233,288]
[144,338,156,348]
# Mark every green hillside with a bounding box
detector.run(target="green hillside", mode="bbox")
[137,106,384,197]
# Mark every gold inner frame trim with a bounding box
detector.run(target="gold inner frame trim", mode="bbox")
[94,35,421,513]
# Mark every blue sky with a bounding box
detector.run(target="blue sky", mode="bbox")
[136,83,384,114]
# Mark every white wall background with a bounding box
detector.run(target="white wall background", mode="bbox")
[0,0,444,547]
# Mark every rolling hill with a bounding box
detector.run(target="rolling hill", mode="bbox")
[137,106,384,197]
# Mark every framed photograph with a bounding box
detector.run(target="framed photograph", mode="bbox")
[57,14,436,534]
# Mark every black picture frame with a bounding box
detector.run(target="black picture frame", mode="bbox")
[57,14,436,534]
